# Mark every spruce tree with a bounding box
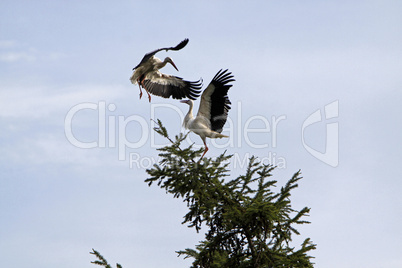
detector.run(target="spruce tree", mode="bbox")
[90,249,122,268]
[91,119,316,267]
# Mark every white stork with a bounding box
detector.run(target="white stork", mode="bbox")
[130,38,202,102]
[181,69,234,159]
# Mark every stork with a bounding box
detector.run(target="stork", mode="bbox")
[130,38,202,102]
[181,69,235,159]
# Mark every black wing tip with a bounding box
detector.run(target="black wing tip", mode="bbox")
[181,38,189,46]
[134,38,190,68]
[187,78,203,100]
[169,38,189,51]
[191,78,203,89]
[214,68,235,80]
[209,70,234,130]
[212,69,235,88]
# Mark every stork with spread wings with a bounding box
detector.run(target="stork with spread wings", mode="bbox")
[130,39,202,102]
[181,69,234,159]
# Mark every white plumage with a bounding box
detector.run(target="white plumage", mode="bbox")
[181,69,235,159]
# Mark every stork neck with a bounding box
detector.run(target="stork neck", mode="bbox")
[156,58,168,69]
[186,100,194,115]
[183,100,194,129]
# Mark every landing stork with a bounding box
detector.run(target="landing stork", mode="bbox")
[130,39,202,102]
[181,69,234,159]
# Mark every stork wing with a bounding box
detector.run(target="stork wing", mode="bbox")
[133,39,189,70]
[197,69,235,133]
[142,71,202,100]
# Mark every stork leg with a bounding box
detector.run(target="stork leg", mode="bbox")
[138,84,143,99]
[139,78,152,102]
[200,138,208,159]
[145,89,152,102]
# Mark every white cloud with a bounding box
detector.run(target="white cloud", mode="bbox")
[5,132,121,168]
[0,83,128,118]
[0,40,18,49]
[0,51,36,62]
[0,40,67,63]
[0,40,37,62]
[0,81,150,171]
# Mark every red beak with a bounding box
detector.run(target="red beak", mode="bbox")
[170,60,179,71]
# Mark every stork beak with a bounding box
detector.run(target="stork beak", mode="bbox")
[170,60,179,72]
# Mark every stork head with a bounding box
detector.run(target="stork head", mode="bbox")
[165,57,179,71]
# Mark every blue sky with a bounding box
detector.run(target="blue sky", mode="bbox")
[1,0,402,267]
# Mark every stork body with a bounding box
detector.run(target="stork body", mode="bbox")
[181,69,234,159]
[130,39,202,102]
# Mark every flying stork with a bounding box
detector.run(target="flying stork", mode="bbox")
[130,38,202,102]
[181,69,235,159]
